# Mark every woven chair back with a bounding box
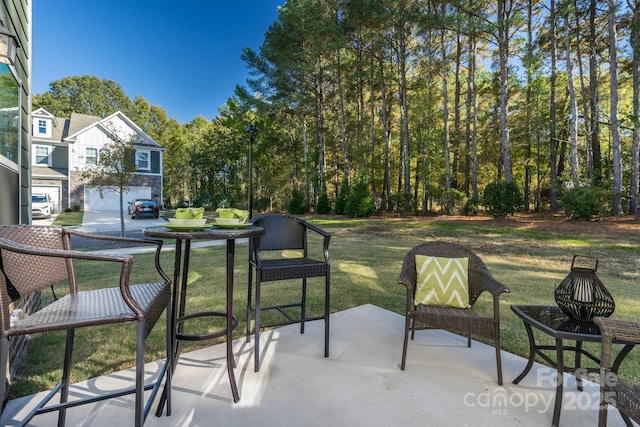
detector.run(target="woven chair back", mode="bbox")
[0,226,72,315]
[251,214,305,251]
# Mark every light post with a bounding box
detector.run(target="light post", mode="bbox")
[245,125,257,219]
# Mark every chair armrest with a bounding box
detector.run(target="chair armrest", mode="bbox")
[296,218,331,262]
[397,258,417,292]
[65,228,164,248]
[65,229,170,287]
[0,238,152,318]
[594,317,640,345]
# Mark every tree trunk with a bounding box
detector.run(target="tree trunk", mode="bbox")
[550,0,559,211]
[574,0,593,183]
[442,22,451,189]
[565,10,579,186]
[609,0,622,214]
[337,49,348,192]
[590,0,602,186]
[631,0,640,217]
[498,0,513,182]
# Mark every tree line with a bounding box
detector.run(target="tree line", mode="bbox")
[34,0,640,217]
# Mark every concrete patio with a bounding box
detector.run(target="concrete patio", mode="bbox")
[1,304,631,426]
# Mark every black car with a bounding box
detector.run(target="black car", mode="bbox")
[128,199,159,219]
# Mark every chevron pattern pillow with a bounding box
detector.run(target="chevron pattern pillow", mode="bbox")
[414,255,470,308]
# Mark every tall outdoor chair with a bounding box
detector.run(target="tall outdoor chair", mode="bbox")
[0,225,172,426]
[593,316,640,427]
[397,241,510,385]
[246,214,331,372]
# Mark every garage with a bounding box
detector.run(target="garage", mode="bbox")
[33,185,61,213]
[84,186,151,211]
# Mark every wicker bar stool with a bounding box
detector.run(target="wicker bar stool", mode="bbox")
[0,225,172,426]
[246,214,331,372]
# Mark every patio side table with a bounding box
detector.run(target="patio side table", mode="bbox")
[143,225,264,413]
[511,305,635,427]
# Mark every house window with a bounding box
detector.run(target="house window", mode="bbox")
[0,64,19,168]
[33,145,51,166]
[38,120,47,134]
[86,147,98,165]
[136,150,150,170]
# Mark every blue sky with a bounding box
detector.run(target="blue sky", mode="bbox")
[32,1,284,124]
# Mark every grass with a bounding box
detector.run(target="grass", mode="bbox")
[9,214,640,398]
[51,211,83,227]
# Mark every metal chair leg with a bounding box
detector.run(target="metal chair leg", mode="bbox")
[57,329,75,427]
[254,275,261,372]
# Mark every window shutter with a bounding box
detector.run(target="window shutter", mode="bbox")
[151,151,160,173]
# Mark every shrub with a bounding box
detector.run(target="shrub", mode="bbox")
[287,188,307,215]
[217,195,231,209]
[253,197,269,214]
[344,181,374,217]
[481,181,522,217]
[316,192,331,214]
[389,192,412,214]
[438,188,467,215]
[334,180,350,215]
[562,186,613,220]
[462,197,480,216]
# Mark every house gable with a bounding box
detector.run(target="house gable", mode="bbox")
[31,107,57,140]
[65,111,164,174]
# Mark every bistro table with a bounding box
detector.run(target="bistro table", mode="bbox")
[511,305,635,426]
[143,224,265,411]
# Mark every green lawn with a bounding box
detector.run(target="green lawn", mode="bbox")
[10,214,640,398]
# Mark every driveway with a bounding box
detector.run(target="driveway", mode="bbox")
[77,210,167,233]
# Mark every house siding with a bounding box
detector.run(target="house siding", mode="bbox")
[1,0,32,407]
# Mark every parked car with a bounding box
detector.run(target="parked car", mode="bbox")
[128,199,159,219]
[32,193,54,219]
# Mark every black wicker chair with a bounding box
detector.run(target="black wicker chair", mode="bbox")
[398,241,510,385]
[0,225,172,426]
[593,316,640,427]
[246,214,331,372]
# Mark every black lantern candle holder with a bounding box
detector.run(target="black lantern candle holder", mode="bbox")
[554,255,615,323]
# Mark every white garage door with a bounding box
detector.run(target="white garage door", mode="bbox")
[33,186,61,213]
[84,186,151,211]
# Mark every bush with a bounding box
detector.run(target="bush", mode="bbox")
[287,189,307,215]
[462,197,480,216]
[481,181,522,217]
[438,188,467,215]
[316,192,331,214]
[217,195,231,209]
[334,180,350,215]
[562,186,613,220]
[344,181,374,217]
[389,192,412,214]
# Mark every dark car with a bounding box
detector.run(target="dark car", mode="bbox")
[128,199,159,219]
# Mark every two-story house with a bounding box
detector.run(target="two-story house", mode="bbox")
[31,108,164,211]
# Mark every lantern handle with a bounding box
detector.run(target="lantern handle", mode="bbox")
[571,255,598,272]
